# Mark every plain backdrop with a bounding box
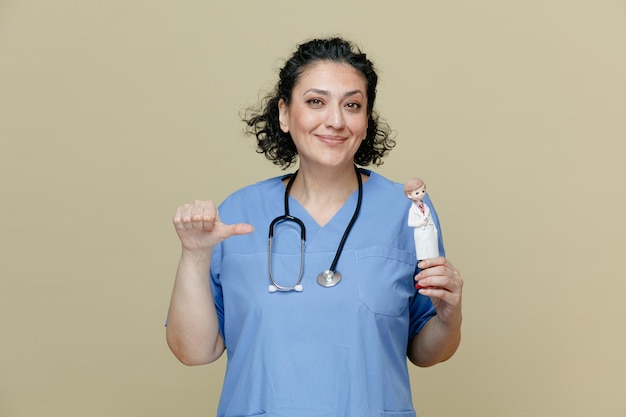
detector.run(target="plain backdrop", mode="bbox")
[1,1,625,416]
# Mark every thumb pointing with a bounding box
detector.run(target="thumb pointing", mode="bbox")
[227,223,255,237]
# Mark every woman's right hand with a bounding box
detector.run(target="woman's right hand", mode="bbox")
[172,200,254,254]
[168,200,252,365]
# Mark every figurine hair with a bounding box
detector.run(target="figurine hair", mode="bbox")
[404,177,425,193]
[243,37,396,169]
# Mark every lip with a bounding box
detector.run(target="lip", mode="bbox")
[316,134,347,145]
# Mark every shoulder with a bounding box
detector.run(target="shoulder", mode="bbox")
[217,175,288,223]
[364,170,411,200]
[362,170,404,195]
[361,170,411,216]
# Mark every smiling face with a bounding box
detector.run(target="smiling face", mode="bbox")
[278,61,369,170]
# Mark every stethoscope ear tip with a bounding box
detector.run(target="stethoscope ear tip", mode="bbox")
[294,284,303,292]
[268,285,277,293]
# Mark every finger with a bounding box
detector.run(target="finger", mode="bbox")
[215,223,254,241]
[231,223,255,235]
[194,201,216,231]
[191,208,205,230]
[414,264,447,284]
[172,208,183,229]
[186,200,205,230]
[173,201,216,230]
[418,287,461,306]
[416,264,462,291]
[173,201,253,241]
[418,287,462,324]
[173,203,193,230]
[417,256,447,270]
[416,275,454,291]
[416,257,459,277]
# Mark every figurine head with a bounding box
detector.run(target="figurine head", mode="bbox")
[404,177,426,202]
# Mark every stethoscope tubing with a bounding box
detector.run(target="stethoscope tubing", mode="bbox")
[267,165,362,292]
[267,215,306,292]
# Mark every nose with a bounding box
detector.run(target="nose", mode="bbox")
[325,104,346,129]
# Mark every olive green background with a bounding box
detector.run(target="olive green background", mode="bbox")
[1,1,625,416]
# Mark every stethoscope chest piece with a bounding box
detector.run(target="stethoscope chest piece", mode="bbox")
[317,270,342,287]
[268,165,362,293]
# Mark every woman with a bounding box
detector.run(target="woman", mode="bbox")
[166,37,463,417]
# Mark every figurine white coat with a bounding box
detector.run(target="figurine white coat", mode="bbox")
[404,178,439,261]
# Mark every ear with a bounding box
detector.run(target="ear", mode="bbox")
[278,98,289,133]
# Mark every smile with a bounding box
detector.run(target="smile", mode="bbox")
[316,134,347,145]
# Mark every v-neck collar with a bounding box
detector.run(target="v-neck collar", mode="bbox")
[280,169,371,247]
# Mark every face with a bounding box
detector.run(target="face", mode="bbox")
[278,61,369,170]
[407,186,426,202]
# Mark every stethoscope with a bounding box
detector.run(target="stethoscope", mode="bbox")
[268,165,363,293]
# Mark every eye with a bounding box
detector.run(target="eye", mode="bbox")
[345,102,362,111]
[306,98,323,107]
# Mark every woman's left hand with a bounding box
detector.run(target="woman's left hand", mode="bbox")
[415,257,463,327]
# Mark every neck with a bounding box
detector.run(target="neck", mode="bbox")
[287,164,362,226]
[295,163,357,191]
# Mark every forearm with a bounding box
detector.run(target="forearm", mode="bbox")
[166,250,224,366]
[408,314,461,367]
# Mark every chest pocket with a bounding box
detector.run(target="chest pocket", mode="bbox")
[355,245,417,317]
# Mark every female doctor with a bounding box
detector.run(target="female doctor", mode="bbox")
[166,37,463,417]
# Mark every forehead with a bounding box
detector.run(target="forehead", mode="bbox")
[295,61,367,92]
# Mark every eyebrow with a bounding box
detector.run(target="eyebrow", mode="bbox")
[303,88,365,98]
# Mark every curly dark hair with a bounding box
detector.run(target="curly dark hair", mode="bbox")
[243,37,396,169]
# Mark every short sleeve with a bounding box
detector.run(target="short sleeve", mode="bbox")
[408,291,436,336]
[210,243,226,340]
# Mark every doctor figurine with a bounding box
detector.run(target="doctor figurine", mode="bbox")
[405,177,439,261]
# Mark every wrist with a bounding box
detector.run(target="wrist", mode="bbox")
[180,247,214,264]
